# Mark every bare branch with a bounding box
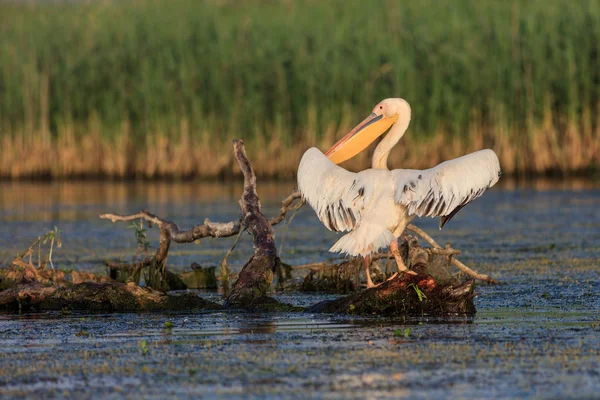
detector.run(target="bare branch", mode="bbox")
[269,191,303,226]
[99,193,303,244]
[99,211,162,225]
[99,139,304,295]
[407,224,498,284]
[99,209,240,243]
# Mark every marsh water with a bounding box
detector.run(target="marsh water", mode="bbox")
[0,179,599,399]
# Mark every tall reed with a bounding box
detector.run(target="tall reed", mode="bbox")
[0,0,598,178]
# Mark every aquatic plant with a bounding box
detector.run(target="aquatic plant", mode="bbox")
[128,220,151,259]
[139,339,149,356]
[408,283,428,302]
[13,227,62,271]
[41,227,62,271]
[393,328,411,338]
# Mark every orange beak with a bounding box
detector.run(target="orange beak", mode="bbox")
[325,112,398,164]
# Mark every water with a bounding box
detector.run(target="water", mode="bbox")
[0,179,599,399]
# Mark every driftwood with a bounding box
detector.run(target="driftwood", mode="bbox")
[308,274,475,316]
[98,140,304,308]
[0,281,220,313]
[308,235,476,316]
[0,258,220,312]
[294,227,496,289]
[100,183,302,292]
[295,231,494,294]
[298,253,395,293]
[0,234,476,316]
[0,139,489,316]
[225,140,280,306]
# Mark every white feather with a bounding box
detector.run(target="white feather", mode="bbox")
[393,149,501,218]
[298,147,367,232]
[298,148,398,256]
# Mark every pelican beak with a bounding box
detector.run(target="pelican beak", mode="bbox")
[325,112,398,164]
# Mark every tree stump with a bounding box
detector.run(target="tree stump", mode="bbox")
[225,139,281,307]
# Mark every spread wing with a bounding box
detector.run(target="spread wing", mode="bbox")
[297,148,373,232]
[393,149,501,228]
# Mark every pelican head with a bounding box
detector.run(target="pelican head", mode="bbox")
[325,98,411,165]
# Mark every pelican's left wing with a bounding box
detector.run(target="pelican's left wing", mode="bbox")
[392,149,501,228]
[297,148,371,232]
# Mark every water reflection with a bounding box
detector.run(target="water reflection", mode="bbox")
[0,178,598,273]
[0,180,297,222]
[237,319,277,335]
[0,178,597,220]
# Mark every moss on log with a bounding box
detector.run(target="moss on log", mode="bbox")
[0,281,221,313]
[308,273,475,316]
[306,235,477,316]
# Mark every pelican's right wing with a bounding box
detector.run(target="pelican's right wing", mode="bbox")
[297,148,371,232]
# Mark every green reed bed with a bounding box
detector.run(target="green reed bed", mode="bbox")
[0,0,598,178]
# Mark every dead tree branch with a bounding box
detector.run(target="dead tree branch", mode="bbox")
[407,224,498,284]
[99,173,302,291]
[99,193,302,243]
[226,139,280,306]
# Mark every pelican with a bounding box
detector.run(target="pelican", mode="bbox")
[297,98,501,287]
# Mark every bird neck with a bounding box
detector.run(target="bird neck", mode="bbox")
[371,107,411,170]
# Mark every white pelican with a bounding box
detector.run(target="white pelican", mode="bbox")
[297,98,501,287]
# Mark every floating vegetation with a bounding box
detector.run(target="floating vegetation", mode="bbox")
[139,339,149,356]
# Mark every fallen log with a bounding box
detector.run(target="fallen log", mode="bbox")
[299,258,362,293]
[308,275,475,316]
[0,235,476,316]
[307,235,477,316]
[0,248,218,313]
[0,281,221,313]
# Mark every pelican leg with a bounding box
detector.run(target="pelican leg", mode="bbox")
[390,240,417,276]
[363,255,375,288]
